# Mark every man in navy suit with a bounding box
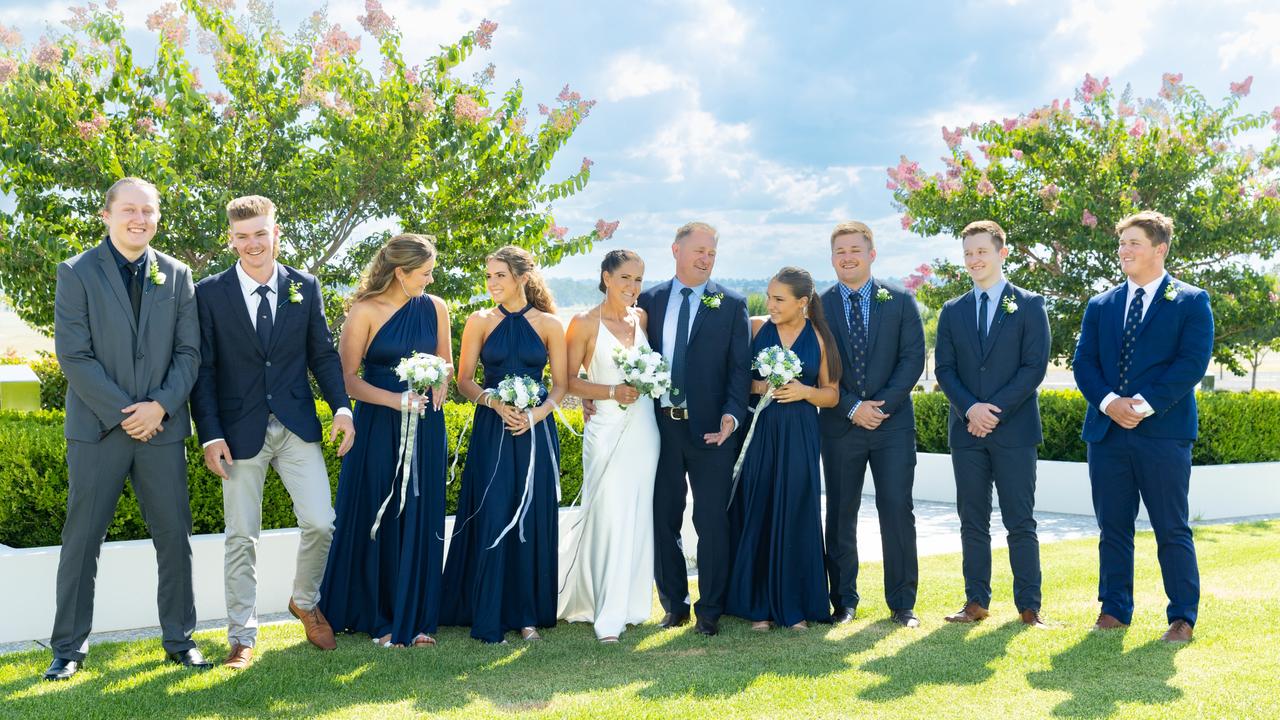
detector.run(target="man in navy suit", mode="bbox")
[820,221,926,627]
[934,220,1050,627]
[636,221,751,637]
[190,196,355,667]
[1072,210,1213,643]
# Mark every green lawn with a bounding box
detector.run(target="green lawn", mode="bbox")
[2,521,1277,719]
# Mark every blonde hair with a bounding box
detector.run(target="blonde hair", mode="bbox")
[1115,210,1174,248]
[674,221,719,244]
[353,234,437,302]
[226,195,277,224]
[103,177,159,210]
[830,220,874,249]
[488,245,556,314]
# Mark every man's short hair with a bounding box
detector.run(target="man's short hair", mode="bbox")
[226,195,277,224]
[1115,210,1173,247]
[830,220,874,249]
[103,177,159,210]
[960,220,1007,249]
[674,221,718,244]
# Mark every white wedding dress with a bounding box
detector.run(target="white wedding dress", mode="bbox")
[557,318,659,639]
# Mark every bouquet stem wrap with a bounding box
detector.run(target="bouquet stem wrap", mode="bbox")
[371,391,421,539]
[727,387,775,508]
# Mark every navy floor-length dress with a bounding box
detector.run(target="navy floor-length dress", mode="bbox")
[726,320,830,626]
[440,303,561,643]
[318,295,447,645]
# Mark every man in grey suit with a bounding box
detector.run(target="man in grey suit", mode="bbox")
[46,177,209,680]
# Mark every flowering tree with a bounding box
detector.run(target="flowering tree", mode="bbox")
[0,0,617,332]
[890,72,1280,368]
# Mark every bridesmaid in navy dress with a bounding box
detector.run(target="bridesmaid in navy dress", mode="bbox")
[441,245,568,643]
[319,234,453,647]
[726,267,842,630]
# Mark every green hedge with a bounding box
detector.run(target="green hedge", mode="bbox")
[0,402,583,549]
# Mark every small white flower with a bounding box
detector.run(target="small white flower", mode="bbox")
[288,280,304,304]
[702,292,724,310]
[1002,296,1019,314]
[1163,283,1178,301]
[148,262,166,286]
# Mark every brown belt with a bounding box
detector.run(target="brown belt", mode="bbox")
[660,406,689,421]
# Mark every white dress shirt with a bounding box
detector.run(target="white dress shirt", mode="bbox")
[1099,272,1168,415]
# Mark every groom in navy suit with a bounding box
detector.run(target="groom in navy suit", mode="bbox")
[934,221,1050,627]
[190,196,354,667]
[1073,210,1213,643]
[637,221,751,637]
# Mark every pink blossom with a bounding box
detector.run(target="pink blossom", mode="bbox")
[580,157,593,173]
[1230,75,1253,97]
[976,176,995,196]
[1269,292,1279,303]
[1081,209,1098,228]
[0,57,16,84]
[208,91,229,105]
[1062,99,1071,114]
[1011,149,1023,160]
[1038,183,1061,200]
[1265,186,1280,200]
[885,179,899,191]
[1117,101,1135,117]
[1079,72,1110,103]
[557,84,582,104]
[941,126,963,149]
[508,113,526,134]
[545,224,568,240]
[410,88,435,114]
[474,18,497,49]
[146,3,188,45]
[404,66,419,85]
[222,106,237,119]
[915,263,933,277]
[358,0,396,40]
[977,143,991,161]
[191,67,202,89]
[1003,117,1019,132]
[537,103,550,116]
[900,213,914,231]
[64,5,92,32]
[886,155,923,191]
[75,113,108,140]
[135,117,155,134]
[32,36,64,70]
[314,25,359,67]
[903,275,924,293]
[594,219,619,239]
[453,93,488,124]
[0,24,22,49]
[1159,72,1183,100]
[1271,106,1280,132]
[967,121,980,134]
[153,97,168,113]
[1129,118,1147,137]
[1211,141,1228,153]
[940,178,963,197]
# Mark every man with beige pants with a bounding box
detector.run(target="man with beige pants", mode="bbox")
[190,196,355,667]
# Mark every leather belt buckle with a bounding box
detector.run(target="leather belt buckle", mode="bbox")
[663,407,688,421]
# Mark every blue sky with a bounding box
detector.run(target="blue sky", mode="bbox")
[4,0,1280,283]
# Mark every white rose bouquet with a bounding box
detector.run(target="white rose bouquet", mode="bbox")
[394,352,448,394]
[611,343,671,407]
[497,374,543,410]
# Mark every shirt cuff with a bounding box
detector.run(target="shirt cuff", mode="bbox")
[334,407,353,419]
[724,414,739,432]
[1099,392,1120,413]
[201,437,224,449]
[847,400,861,419]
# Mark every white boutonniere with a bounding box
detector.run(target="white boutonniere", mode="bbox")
[1163,283,1178,301]
[148,261,166,287]
[1002,296,1019,314]
[288,280,303,304]
[875,287,892,303]
[702,292,723,310]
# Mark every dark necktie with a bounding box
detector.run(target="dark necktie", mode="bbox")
[255,285,274,350]
[669,287,693,406]
[128,264,142,320]
[1118,288,1145,394]
[848,294,867,398]
[979,291,990,346]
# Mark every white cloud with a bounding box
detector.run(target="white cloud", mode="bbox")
[675,0,748,51]
[1047,0,1168,84]
[1217,11,1280,69]
[602,53,693,101]
[631,108,752,182]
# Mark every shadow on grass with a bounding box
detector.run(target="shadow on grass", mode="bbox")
[857,620,1022,702]
[1026,630,1186,718]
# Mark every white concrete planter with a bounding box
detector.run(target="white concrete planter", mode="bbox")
[900,453,1280,522]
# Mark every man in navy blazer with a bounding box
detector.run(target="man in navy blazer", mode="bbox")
[934,221,1050,628]
[1072,210,1213,643]
[189,196,354,667]
[819,221,926,627]
[636,221,751,637]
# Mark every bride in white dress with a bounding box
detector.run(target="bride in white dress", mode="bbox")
[558,249,659,642]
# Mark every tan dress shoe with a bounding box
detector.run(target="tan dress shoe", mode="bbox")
[1092,612,1129,630]
[944,601,989,623]
[1020,609,1048,628]
[223,643,253,669]
[289,598,337,650]
[1161,619,1193,643]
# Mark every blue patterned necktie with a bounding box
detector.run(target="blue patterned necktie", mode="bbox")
[848,295,867,398]
[669,287,693,406]
[1118,288,1144,394]
[255,285,274,350]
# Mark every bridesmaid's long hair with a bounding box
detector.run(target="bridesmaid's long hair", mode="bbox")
[772,266,842,383]
[488,245,557,314]
[353,234,437,302]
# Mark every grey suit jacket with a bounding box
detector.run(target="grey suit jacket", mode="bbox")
[54,240,200,444]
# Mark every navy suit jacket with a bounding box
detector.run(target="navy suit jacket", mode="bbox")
[190,265,350,459]
[637,279,751,442]
[1072,275,1213,443]
[934,283,1050,449]
[817,280,925,438]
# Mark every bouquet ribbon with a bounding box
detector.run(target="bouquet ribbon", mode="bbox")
[370,390,424,539]
[727,387,775,509]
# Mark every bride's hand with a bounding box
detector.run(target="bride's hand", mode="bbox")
[611,383,640,404]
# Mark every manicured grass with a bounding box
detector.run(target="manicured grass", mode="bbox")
[2,521,1277,719]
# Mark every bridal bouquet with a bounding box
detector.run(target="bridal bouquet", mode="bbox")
[497,374,543,410]
[612,343,671,406]
[372,352,449,539]
[731,345,805,502]
[395,352,448,394]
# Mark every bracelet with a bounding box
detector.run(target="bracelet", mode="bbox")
[608,384,615,400]
[479,391,492,408]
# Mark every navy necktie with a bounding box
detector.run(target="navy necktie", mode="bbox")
[978,291,990,346]
[848,294,867,398]
[1118,288,1145,394]
[255,285,274,350]
[669,287,693,406]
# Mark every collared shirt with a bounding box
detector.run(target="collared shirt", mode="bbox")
[103,236,147,294]
[1124,271,1168,325]
[235,261,280,331]
[838,278,875,420]
[660,277,707,408]
[973,277,1008,332]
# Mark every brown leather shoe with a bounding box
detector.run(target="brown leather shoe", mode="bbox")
[1020,609,1048,628]
[289,598,337,650]
[223,643,253,669]
[944,601,989,624]
[1161,619,1193,643]
[1093,612,1128,630]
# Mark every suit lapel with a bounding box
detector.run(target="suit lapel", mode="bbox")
[957,291,983,360]
[649,281,672,354]
[137,248,159,339]
[1103,283,1127,356]
[825,287,854,361]
[95,242,138,335]
[866,281,884,358]
[980,285,1014,361]
[223,267,263,356]
[267,265,292,355]
[687,280,716,343]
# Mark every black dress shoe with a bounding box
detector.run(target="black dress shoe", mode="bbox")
[660,611,691,629]
[166,648,213,669]
[889,609,920,628]
[831,607,856,624]
[694,618,719,636]
[43,658,80,681]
